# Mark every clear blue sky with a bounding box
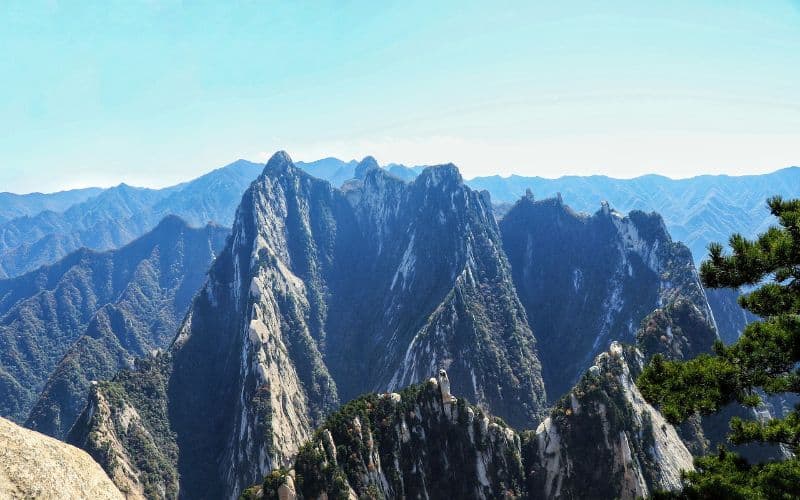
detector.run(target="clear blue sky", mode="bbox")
[1,1,799,193]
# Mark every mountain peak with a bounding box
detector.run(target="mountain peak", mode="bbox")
[263,150,294,173]
[354,156,379,179]
[417,163,463,187]
[111,182,139,194]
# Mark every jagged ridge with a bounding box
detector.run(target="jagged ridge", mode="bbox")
[73,152,547,499]
[500,194,718,399]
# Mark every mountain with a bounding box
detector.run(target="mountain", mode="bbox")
[0,184,169,278]
[496,193,767,479]
[270,159,793,347]
[499,194,718,399]
[151,159,264,227]
[65,152,775,499]
[0,216,227,426]
[0,416,123,499]
[70,152,548,499]
[243,349,693,500]
[468,166,800,264]
[0,160,260,278]
[0,187,103,225]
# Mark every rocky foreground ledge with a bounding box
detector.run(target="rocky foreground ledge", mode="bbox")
[0,416,122,499]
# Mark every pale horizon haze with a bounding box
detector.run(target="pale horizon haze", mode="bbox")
[2,1,799,193]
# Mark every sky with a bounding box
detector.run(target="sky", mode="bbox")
[1,1,799,193]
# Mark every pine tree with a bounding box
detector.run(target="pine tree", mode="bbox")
[638,196,800,499]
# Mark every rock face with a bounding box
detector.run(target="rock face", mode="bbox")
[69,155,731,499]
[0,216,227,427]
[0,416,124,499]
[524,342,694,500]
[73,152,547,499]
[500,196,718,399]
[247,357,692,500]
[345,164,546,427]
[633,292,787,464]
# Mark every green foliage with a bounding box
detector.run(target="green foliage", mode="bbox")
[257,468,292,499]
[237,485,262,500]
[639,196,800,495]
[652,448,800,500]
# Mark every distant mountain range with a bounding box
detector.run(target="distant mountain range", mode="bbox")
[2,158,795,281]
[0,188,104,225]
[0,160,261,278]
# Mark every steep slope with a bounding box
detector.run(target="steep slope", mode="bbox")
[162,152,346,499]
[332,163,546,426]
[0,216,227,425]
[524,342,693,499]
[245,358,692,500]
[0,416,124,499]
[0,159,260,278]
[634,296,788,464]
[72,152,547,499]
[500,195,717,400]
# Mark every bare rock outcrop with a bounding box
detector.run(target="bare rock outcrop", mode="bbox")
[0,416,124,500]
